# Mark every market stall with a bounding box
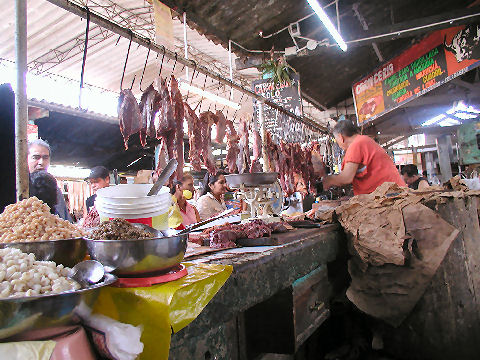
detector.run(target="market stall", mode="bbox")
[4,0,480,359]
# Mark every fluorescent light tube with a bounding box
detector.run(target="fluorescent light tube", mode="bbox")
[307,0,347,52]
[179,82,241,110]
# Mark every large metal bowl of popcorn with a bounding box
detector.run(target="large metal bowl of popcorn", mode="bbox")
[0,238,87,268]
[0,273,117,339]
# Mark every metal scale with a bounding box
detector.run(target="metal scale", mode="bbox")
[225,173,283,218]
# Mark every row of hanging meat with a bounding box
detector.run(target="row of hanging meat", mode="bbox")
[117,74,326,195]
[117,75,264,180]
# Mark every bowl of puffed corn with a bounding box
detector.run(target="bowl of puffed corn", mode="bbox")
[0,247,116,339]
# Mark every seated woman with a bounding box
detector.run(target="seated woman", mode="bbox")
[29,170,58,214]
[196,172,228,221]
[170,174,200,227]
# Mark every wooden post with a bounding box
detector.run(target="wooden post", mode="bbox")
[15,0,29,201]
[436,135,453,182]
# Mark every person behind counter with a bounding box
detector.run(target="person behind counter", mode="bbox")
[84,166,110,217]
[401,164,430,190]
[170,174,200,227]
[196,171,227,221]
[27,139,72,222]
[321,120,406,195]
[29,170,58,214]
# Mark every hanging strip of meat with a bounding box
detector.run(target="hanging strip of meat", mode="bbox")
[118,89,142,150]
[226,119,240,173]
[139,84,160,146]
[199,111,217,174]
[237,117,251,174]
[155,78,175,138]
[170,76,185,180]
[185,103,202,171]
[214,110,227,144]
[250,128,263,173]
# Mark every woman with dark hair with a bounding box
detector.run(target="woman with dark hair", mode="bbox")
[29,170,59,214]
[196,171,228,220]
[321,120,405,195]
[170,174,200,227]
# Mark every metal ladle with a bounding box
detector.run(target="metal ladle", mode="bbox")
[69,260,105,288]
[147,158,178,196]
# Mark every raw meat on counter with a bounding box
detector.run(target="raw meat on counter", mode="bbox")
[118,89,142,150]
[189,219,291,249]
[210,230,237,249]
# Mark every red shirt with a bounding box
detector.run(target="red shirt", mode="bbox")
[342,135,406,195]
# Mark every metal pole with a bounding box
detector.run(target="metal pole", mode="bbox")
[15,0,29,201]
[228,40,233,100]
[45,0,327,133]
[183,11,188,80]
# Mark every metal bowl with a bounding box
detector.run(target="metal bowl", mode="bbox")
[84,233,188,275]
[0,273,117,339]
[225,172,279,187]
[0,238,87,268]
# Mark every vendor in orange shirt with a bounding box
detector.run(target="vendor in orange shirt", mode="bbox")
[322,120,406,195]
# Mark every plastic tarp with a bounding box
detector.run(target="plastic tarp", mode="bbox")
[91,263,232,360]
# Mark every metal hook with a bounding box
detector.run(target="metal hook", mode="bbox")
[194,74,208,111]
[139,40,151,92]
[79,6,90,108]
[185,61,197,101]
[120,31,133,91]
[171,53,178,75]
[158,46,166,78]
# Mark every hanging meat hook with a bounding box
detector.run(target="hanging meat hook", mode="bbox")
[194,74,209,111]
[139,40,151,92]
[169,53,178,86]
[120,31,133,91]
[232,92,245,121]
[79,6,90,108]
[158,45,166,78]
[185,61,197,102]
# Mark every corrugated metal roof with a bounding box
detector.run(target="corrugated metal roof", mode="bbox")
[0,0,269,120]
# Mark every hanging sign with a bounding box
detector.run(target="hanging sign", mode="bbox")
[252,74,303,142]
[353,24,480,125]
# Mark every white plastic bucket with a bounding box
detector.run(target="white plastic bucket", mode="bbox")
[95,184,172,230]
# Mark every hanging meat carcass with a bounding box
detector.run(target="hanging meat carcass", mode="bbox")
[199,111,218,174]
[118,89,142,150]
[185,103,202,171]
[214,110,227,144]
[156,78,176,161]
[226,119,240,173]
[139,84,161,145]
[170,76,185,180]
[250,128,263,173]
[237,117,251,173]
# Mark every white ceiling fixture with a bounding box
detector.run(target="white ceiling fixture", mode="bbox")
[179,81,241,110]
[306,0,347,52]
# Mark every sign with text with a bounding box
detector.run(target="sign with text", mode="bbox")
[353,24,480,125]
[252,74,302,142]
